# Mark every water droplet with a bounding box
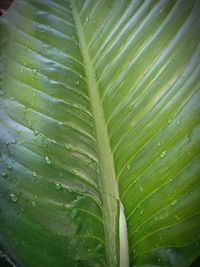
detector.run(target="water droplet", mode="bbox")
[7,166,12,171]
[65,144,72,150]
[128,105,133,111]
[175,215,180,220]
[75,80,80,85]
[160,150,167,158]
[139,185,143,191]
[172,55,176,61]
[168,118,172,124]
[31,201,36,207]
[140,209,144,214]
[34,130,39,136]
[187,132,192,143]
[171,200,177,207]
[85,16,89,22]
[32,172,37,177]
[63,203,71,210]
[71,209,79,219]
[55,182,62,190]
[1,172,7,177]
[52,139,57,144]
[43,144,48,148]
[126,163,131,170]
[32,69,37,74]
[45,156,52,165]
[9,193,18,202]
[190,40,195,48]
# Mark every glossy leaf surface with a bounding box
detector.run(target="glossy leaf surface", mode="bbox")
[0,0,200,266]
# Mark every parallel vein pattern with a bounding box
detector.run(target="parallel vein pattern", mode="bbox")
[0,1,107,266]
[0,0,200,267]
[76,0,200,266]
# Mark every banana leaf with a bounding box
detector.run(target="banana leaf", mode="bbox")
[0,0,200,266]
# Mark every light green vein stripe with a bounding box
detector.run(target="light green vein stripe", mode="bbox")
[71,2,119,266]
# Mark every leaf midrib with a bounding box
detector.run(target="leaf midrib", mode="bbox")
[71,2,120,267]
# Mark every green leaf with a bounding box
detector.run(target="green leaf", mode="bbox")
[0,0,200,266]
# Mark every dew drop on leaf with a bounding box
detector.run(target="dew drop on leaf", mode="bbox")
[65,144,72,150]
[128,105,133,111]
[1,171,7,177]
[190,40,195,48]
[85,16,89,22]
[168,118,172,124]
[31,201,36,207]
[55,182,62,190]
[160,150,167,158]
[9,193,18,203]
[7,166,12,171]
[171,200,177,207]
[175,215,180,220]
[45,156,52,165]
[34,130,39,136]
[32,172,37,177]
[71,209,79,219]
[126,163,131,170]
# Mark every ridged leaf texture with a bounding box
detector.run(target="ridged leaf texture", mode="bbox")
[0,0,200,266]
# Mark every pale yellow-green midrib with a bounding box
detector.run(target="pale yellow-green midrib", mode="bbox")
[71,2,120,266]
